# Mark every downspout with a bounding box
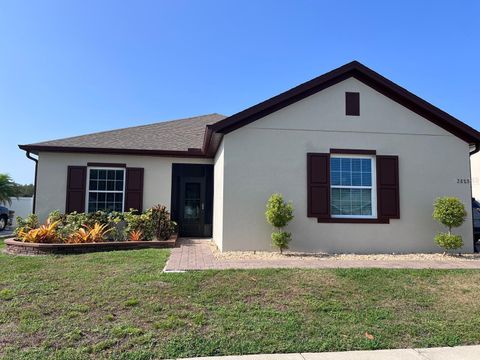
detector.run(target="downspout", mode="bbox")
[24,151,38,214]
[470,143,480,157]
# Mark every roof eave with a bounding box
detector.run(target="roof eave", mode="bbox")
[18,144,213,158]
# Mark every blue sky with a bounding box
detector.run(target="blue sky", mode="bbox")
[1,0,479,183]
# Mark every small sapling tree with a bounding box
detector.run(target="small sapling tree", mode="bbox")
[265,193,294,253]
[432,196,467,254]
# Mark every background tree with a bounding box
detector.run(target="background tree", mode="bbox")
[265,193,294,253]
[13,183,34,197]
[432,196,467,254]
[0,174,17,206]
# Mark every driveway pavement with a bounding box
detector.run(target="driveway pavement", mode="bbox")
[176,345,480,359]
[0,226,14,239]
[164,239,480,271]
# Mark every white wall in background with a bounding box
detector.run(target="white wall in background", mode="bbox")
[7,197,33,226]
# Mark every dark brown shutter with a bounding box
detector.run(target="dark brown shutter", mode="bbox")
[66,166,87,213]
[346,92,360,116]
[376,156,400,219]
[307,153,330,218]
[125,167,144,212]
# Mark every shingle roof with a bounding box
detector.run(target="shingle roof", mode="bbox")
[22,113,226,153]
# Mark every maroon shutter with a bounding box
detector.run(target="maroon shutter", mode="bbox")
[376,156,400,219]
[125,167,144,212]
[66,166,87,213]
[307,153,330,218]
[346,92,360,116]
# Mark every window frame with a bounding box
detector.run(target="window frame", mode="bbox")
[85,167,126,213]
[330,154,377,219]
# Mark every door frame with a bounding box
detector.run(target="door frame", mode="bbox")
[171,164,213,237]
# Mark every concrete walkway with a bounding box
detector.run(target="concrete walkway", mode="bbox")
[176,345,480,359]
[164,239,480,271]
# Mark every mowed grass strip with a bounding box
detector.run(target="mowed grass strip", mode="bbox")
[1,240,480,359]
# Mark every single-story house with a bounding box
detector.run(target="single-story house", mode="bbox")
[20,61,480,253]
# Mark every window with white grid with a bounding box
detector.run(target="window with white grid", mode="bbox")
[330,155,376,218]
[86,168,125,212]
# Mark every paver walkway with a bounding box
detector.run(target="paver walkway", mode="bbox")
[175,345,480,359]
[164,239,480,271]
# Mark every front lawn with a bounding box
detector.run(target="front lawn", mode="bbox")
[2,241,480,359]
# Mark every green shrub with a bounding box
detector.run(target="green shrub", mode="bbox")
[265,193,294,253]
[433,197,467,231]
[266,193,294,228]
[432,197,467,253]
[271,231,291,253]
[434,233,463,251]
[124,209,156,241]
[15,204,177,243]
[151,204,177,240]
[14,213,39,235]
[56,211,88,240]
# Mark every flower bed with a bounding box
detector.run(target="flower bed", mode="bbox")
[4,234,177,256]
[8,204,179,255]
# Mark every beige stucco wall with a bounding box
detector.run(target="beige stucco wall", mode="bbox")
[216,77,474,253]
[471,153,480,200]
[213,140,225,250]
[35,152,212,222]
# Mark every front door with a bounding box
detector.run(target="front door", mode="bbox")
[178,177,206,237]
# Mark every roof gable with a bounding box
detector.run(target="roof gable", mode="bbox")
[210,61,480,144]
[19,61,480,158]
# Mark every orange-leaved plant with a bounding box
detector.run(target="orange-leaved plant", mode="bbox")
[86,223,112,242]
[129,229,143,241]
[18,220,60,243]
[66,223,112,243]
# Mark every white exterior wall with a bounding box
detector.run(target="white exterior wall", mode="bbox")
[213,140,224,250]
[471,152,480,200]
[216,77,474,253]
[7,197,34,226]
[35,152,212,222]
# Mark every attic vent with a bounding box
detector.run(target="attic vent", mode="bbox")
[346,92,360,116]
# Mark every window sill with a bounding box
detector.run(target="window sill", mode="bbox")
[317,217,390,224]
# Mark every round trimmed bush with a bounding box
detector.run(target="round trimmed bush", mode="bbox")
[434,233,463,251]
[271,231,291,254]
[433,197,467,231]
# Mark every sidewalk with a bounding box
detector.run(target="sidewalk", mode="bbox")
[177,345,480,359]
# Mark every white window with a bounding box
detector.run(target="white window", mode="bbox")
[86,168,125,212]
[330,155,376,218]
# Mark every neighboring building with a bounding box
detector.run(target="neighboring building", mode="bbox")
[7,197,34,226]
[471,153,480,200]
[19,61,480,253]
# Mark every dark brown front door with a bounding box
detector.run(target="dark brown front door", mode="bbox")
[178,177,206,237]
[171,164,213,237]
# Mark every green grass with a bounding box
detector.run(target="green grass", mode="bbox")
[2,241,480,359]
